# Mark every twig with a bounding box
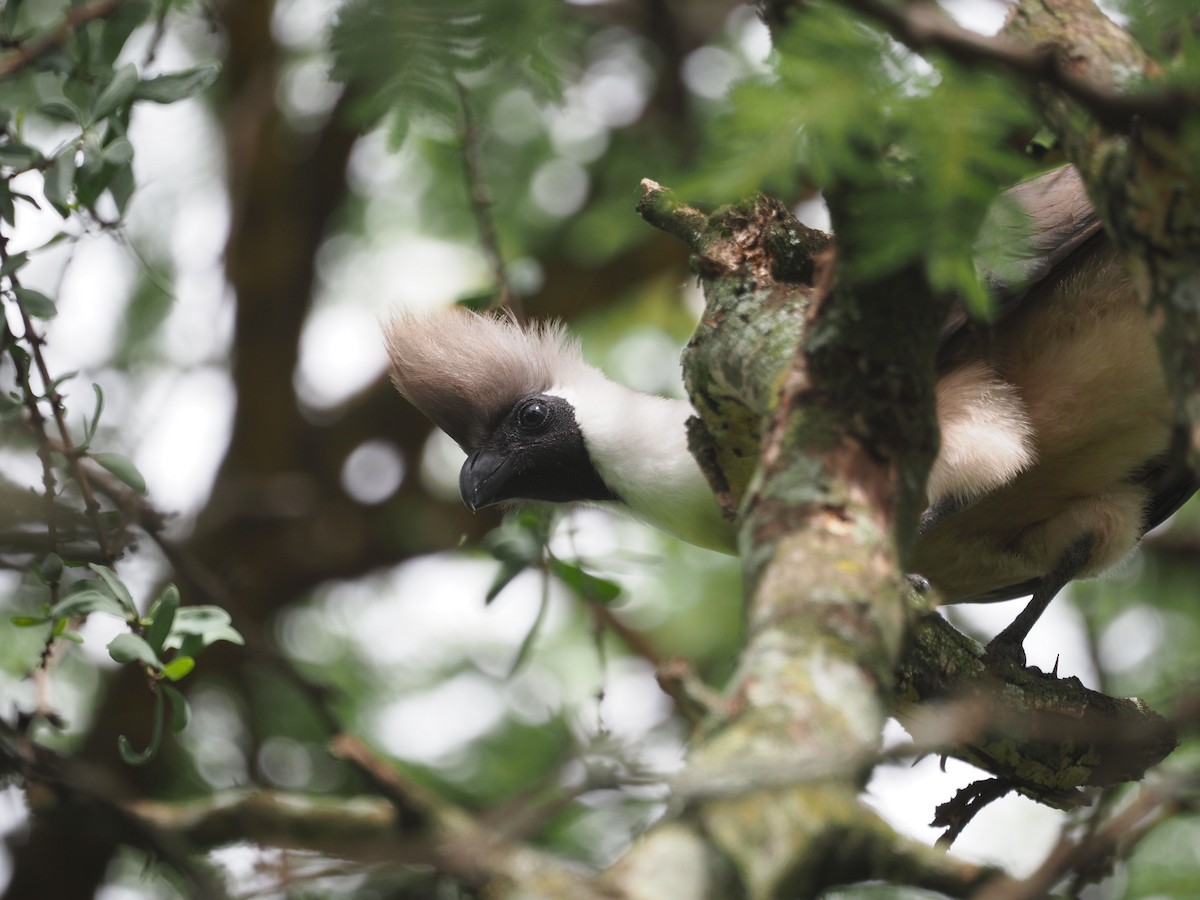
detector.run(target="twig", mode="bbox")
[833,0,1198,129]
[10,295,113,560]
[0,719,230,900]
[974,776,1199,900]
[454,79,522,321]
[88,469,344,737]
[327,734,437,831]
[0,0,128,82]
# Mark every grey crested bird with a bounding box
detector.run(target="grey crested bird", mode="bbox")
[384,165,1196,661]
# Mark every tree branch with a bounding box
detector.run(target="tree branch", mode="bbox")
[0,0,128,81]
[830,0,1197,129]
[636,180,1179,894]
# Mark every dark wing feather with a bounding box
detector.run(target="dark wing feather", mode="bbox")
[939,165,1106,362]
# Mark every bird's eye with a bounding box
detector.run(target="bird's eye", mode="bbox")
[517,399,550,431]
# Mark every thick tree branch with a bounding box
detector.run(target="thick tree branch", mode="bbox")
[633,183,994,897]
[636,180,1179,894]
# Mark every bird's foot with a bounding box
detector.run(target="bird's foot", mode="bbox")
[981,633,1027,671]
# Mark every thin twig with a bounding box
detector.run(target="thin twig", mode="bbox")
[454,79,522,321]
[6,268,114,562]
[0,718,230,899]
[975,776,1199,900]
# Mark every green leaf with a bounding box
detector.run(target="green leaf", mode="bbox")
[483,526,542,568]
[37,101,79,124]
[480,512,551,604]
[202,625,244,647]
[83,383,104,446]
[99,0,152,65]
[47,369,78,395]
[78,130,105,176]
[0,143,40,168]
[145,584,179,653]
[174,633,203,658]
[548,557,621,605]
[108,632,161,667]
[331,0,574,134]
[160,683,190,732]
[160,656,195,681]
[43,151,75,217]
[91,63,140,122]
[91,451,147,493]
[169,605,231,635]
[0,251,29,278]
[2,1,20,37]
[508,580,551,677]
[13,287,57,319]
[51,589,128,620]
[164,608,242,650]
[102,137,133,167]
[0,184,14,225]
[107,161,134,215]
[11,616,49,628]
[88,563,137,614]
[118,687,163,765]
[485,560,527,605]
[37,552,63,584]
[133,63,221,104]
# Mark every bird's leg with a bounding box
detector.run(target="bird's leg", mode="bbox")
[984,533,1096,669]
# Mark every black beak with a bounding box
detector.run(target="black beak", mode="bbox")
[459,448,512,511]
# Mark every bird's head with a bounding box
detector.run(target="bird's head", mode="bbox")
[383,308,620,511]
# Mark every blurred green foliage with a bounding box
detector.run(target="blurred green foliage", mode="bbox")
[1,0,1199,896]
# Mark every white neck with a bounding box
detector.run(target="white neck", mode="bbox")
[551,369,736,553]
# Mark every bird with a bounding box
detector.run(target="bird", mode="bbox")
[384,165,1196,661]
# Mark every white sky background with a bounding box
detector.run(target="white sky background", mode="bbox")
[1,0,1166,894]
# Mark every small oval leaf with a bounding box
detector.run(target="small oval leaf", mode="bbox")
[133,63,221,104]
[11,616,49,628]
[160,656,195,682]
[0,250,29,278]
[160,683,190,733]
[102,137,133,167]
[43,151,76,216]
[146,584,179,653]
[169,605,232,635]
[91,63,139,122]
[13,287,57,319]
[117,689,163,766]
[91,451,147,493]
[107,632,160,667]
[88,563,136,612]
[51,589,128,620]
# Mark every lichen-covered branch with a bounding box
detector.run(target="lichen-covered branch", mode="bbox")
[632,179,1178,895]
[633,183,993,897]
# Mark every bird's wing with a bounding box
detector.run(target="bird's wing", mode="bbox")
[934,166,1198,604]
[939,165,1107,358]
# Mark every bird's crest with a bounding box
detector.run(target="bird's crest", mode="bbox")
[384,307,587,451]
